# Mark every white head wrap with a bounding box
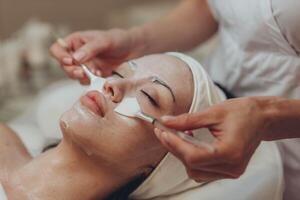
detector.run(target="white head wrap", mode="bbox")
[130,52,226,199]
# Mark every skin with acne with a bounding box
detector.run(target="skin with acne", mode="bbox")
[0,54,194,200]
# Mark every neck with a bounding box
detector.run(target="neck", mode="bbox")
[11,138,133,200]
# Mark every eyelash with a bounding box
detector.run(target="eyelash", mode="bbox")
[140,90,159,107]
[111,71,124,78]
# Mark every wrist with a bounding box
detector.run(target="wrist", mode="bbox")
[128,26,149,57]
[254,96,288,140]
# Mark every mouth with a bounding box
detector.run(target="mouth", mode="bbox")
[80,91,107,117]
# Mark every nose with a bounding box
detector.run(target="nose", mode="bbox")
[103,78,129,103]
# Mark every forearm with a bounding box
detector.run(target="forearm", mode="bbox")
[129,0,218,55]
[257,97,300,140]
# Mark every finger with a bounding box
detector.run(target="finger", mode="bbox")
[154,128,217,167]
[62,66,81,79]
[186,168,232,183]
[73,68,85,79]
[50,43,73,65]
[73,39,111,63]
[161,109,217,131]
[64,32,84,51]
[63,65,86,79]
[79,78,91,85]
[86,59,113,77]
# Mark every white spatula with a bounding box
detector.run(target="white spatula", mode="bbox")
[114,97,214,150]
[57,38,106,92]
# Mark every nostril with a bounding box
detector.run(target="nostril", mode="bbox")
[103,81,124,103]
[108,86,114,97]
[104,83,114,96]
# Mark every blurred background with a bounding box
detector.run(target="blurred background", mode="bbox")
[0,0,217,122]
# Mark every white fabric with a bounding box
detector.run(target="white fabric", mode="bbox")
[152,142,282,200]
[0,183,7,200]
[130,52,283,199]
[272,0,300,54]
[206,1,300,199]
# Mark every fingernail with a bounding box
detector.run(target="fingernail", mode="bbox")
[73,50,86,62]
[62,57,73,65]
[161,115,175,122]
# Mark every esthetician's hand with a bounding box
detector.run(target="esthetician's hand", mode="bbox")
[154,97,269,182]
[50,29,143,84]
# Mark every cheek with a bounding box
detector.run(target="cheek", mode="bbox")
[60,103,165,165]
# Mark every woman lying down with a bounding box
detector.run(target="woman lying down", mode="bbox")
[0,53,282,200]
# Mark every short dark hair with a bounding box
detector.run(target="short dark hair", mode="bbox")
[104,175,147,200]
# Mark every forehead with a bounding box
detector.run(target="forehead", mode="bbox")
[133,54,191,82]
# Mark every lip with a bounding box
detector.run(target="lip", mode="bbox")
[80,91,107,117]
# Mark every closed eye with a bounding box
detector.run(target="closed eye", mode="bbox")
[112,71,124,78]
[140,90,159,107]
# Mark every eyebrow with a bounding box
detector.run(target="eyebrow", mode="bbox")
[129,60,176,102]
[151,76,176,102]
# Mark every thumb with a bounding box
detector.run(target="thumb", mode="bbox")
[161,110,216,131]
[73,40,110,63]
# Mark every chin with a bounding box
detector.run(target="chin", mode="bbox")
[59,102,104,151]
[59,101,140,159]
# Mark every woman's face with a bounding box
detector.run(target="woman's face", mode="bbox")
[60,54,194,175]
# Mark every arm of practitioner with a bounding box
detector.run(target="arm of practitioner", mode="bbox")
[136,0,218,54]
[50,0,218,84]
[154,96,300,182]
